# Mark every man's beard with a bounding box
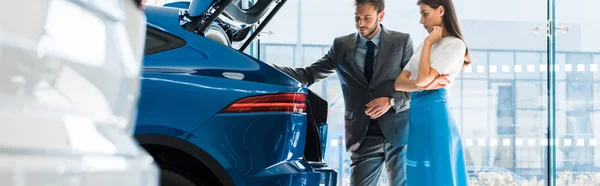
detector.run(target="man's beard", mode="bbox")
[362,17,379,38]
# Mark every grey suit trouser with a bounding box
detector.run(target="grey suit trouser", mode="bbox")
[350,120,407,186]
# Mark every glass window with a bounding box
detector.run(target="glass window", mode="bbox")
[517,147,544,169]
[144,28,186,55]
[515,52,544,80]
[462,51,488,79]
[461,109,490,140]
[489,52,515,79]
[145,34,167,52]
[516,110,546,134]
[595,83,600,111]
[555,81,567,111]
[566,53,594,80]
[303,46,327,67]
[556,0,600,181]
[593,112,600,168]
[448,77,463,108]
[594,55,600,80]
[462,80,489,108]
[566,82,593,112]
[263,45,295,67]
[516,81,542,109]
[555,53,567,81]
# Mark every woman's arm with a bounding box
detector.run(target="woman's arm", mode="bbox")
[395,70,420,92]
[395,70,450,92]
[415,26,446,87]
[415,42,441,87]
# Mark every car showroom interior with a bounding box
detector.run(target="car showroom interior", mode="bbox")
[2,0,599,185]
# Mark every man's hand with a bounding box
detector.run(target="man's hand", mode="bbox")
[423,74,450,90]
[365,97,391,119]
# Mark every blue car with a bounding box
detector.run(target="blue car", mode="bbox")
[133,0,336,186]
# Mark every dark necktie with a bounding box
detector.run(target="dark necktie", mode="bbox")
[364,41,375,83]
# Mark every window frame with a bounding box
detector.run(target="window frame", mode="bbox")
[144,27,187,55]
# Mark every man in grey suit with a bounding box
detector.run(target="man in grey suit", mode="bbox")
[273,0,419,185]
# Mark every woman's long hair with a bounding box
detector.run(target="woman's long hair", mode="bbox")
[417,0,472,67]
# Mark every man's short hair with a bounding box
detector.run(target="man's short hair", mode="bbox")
[355,0,385,12]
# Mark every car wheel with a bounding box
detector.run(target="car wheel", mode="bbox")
[160,169,200,186]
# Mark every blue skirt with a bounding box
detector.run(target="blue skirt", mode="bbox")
[406,88,468,186]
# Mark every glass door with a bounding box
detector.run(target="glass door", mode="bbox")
[449,0,552,185]
[551,0,600,185]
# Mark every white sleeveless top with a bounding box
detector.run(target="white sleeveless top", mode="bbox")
[404,36,466,89]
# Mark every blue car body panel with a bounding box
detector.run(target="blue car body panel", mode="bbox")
[163,1,191,9]
[134,4,335,186]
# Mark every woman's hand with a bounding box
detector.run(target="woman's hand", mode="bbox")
[423,74,450,90]
[425,26,444,45]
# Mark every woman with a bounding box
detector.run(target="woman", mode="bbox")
[394,0,471,185]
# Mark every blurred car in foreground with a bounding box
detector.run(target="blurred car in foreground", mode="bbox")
[0,0,158,185]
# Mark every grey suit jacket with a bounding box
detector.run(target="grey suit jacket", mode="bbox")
[275,25,414,151]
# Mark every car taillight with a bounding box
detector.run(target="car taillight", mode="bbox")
[221,93,306,113]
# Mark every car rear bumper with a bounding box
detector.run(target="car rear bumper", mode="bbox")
[247,159,336,186]
[309,161,338,186]
[189,104,333,185]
